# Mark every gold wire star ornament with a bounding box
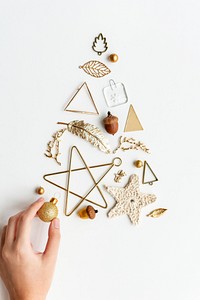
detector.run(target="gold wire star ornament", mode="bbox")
[105,174,156,225]
[44,146,122,216]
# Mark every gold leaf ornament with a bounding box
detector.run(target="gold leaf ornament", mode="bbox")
[45,120,112,165]
[146,208,167,218]
[79,60,111,78]
[65,120,111,153]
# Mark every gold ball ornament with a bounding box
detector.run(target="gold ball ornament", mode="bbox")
[134,160,143,168]
[37,198,58,222]
[109,53,118,63]
[36,186,45,195]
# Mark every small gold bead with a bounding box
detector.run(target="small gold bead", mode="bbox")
[36,186,45,195]
[109,53,118,63]
[134,160,143,168]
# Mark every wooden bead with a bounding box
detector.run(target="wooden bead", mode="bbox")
[109,54,118,63]
[134,160,143,168]
[36,186,45,195]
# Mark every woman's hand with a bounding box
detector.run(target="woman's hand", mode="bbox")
[0,198,61,300]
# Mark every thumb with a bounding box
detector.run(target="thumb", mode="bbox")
[43,218,61,263]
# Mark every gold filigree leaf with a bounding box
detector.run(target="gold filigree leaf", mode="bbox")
[146,208,167,218]
[79,60,111,78]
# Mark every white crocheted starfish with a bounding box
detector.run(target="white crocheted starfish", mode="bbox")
[105,174,156,225]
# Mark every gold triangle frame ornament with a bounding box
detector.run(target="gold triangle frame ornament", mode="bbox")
[142,161,158,185]
[43,146,122,216]
[64,82,99,115]
[124,104,143,132]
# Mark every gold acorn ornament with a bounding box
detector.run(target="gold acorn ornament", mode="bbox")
[103,111,119,135]
[37,198,58,222]
[78,205,98,220]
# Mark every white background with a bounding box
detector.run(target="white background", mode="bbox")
[0,0,200,299]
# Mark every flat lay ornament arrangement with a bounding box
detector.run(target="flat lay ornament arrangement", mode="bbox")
[39,33,167,226]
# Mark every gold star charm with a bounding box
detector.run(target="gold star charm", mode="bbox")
[105,174,156,225]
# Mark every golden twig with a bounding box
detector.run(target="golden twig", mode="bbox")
[45,128,67,165]
[114,170,126,183]
[113,136,150,154]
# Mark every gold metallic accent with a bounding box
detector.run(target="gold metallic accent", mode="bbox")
[146,208,167,218]
[109,54,118,62]
[45,120,112,165]
[92,33,108,56]
[36,186,45,195]
[114,170,126,183]
[37,198,58,222]
[45,127,67,165]
[43,146,122,216]
[64,82,99,115]
[79,60,111,78]
[134,160,143,168]
[57,120,111,154]
[142,161,158,185]
[124,104,143,132]
[113,136,150,154]
[50,197,58,205]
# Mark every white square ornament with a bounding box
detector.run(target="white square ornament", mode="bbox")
[103,79,128,107]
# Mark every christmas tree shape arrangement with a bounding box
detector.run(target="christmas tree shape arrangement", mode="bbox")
[64,82,99,115]
[124,104,143,132]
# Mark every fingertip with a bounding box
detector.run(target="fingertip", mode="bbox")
[44,218,60,258]
[37,197,45,203]
[52,218,60,229]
